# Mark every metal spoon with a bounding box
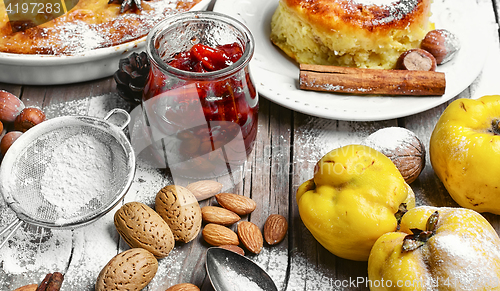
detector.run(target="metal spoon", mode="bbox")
[206,247,278,291]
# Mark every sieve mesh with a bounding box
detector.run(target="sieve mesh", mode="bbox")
[0,113,135,228]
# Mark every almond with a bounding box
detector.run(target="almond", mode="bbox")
[114,202,175,258]
[186,180,223,201]
[95,248,158,291]
[155,185,202,243]
[166,283,200,291]
[201,206,241,225]
[202,223,239,246]
[215,193,256,215]
[218,245,245,256]
[12,284,37,291]
[237,221,263,254]
[264,214,288,245]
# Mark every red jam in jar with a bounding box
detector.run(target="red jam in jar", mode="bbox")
[142,11,258,178]
[169,43,243,72]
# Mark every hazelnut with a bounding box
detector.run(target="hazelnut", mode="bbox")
[0,90,25,123]
[362,127,426,184]
[396,49,437,71]
[0,121,5,141]
[0,131,23,157]
[14,107,46,132]
[421,29,460,65]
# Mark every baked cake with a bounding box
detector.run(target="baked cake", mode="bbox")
[0,0,203,55]
[270,0,433,69]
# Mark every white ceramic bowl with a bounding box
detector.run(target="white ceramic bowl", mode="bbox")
[0,0,212,85]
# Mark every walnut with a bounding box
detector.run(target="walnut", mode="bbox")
[362,127,426,184]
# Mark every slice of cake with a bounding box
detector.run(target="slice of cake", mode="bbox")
[0,0,203,55]
[270,0,433,69]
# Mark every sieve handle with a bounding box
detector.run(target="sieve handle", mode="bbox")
[0,219,24,249]
[104,108,131,131]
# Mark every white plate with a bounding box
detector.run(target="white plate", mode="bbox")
[0,0,212,85]
[213,0,488,121]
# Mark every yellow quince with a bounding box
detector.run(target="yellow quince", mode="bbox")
[296,144,415,261]
[368,206,500,290]
[430,95,500,214]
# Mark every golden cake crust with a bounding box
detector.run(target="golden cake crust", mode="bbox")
[284,0,430,32]
[0,0,202,55]
[270,0,433,69]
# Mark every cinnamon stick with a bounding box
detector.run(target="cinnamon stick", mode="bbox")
[36,272,64,291]
[299,64,446,96]
[35,274,52,291]
[45,272,64,291]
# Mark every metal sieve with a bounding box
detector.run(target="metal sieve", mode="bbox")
[0,108,136,248]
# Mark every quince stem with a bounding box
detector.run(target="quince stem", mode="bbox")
[402,211,439,252]
[492,119,500,136]
[395,203,408,230]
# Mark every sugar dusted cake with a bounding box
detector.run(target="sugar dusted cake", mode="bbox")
[0,0,203,55]
[270,0,433,69]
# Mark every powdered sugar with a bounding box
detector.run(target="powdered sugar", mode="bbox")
[62,211,121,289]
[347,0,420,24]
[0,93,165,290]
[6,0,200,55]
[426,227,500,289]
[253,247,289,288]
[361,126,417,154]
[147,248,184,290]
[256,248,344,291]
[220,267,266,291]
[433,234,477,261]
[353,0,396,6]
[46,21,107,54]
[0,226,72,276]
[43,98,91,119]
[40,133,113,221]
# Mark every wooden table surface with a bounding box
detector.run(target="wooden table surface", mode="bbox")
[1,0,500,290]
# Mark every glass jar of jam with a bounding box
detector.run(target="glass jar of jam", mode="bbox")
[142,11,258,178]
